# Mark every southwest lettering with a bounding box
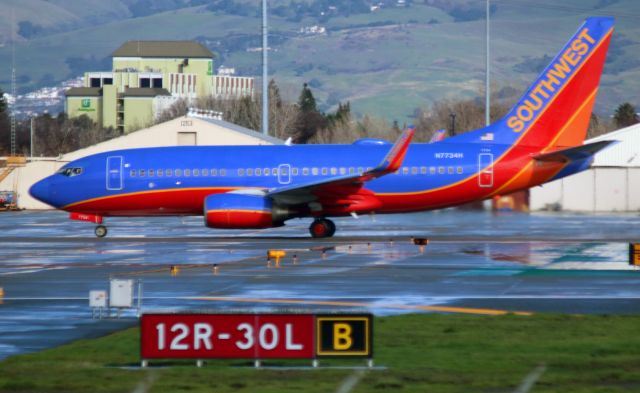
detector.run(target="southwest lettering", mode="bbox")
[571,39,589,56]
[578,28,595,44]
[506,26,598,133]
[549,60,571,80]
[523,94,543,111]
[507,116,524,133]
[517,106,534,121]
[562,49,579,67]
[532,85,550,99]
[539,79,557,94]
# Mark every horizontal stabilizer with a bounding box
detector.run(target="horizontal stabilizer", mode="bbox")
[533,140,617,163]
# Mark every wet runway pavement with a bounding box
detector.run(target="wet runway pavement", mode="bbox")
[1,209,640,359]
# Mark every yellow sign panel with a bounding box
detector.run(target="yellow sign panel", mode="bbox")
[316,315,372,357]
[630,243,640,266]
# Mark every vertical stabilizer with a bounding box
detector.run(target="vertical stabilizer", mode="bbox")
[449,17,614,150]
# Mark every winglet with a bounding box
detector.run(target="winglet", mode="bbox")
[429,129,447,143]
[373,125,415,174]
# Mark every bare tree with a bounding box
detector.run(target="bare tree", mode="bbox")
[155,80,300,139]
[587,113,615,139]
[155,98,189,124]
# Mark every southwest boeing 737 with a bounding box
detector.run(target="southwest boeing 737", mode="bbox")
[31,17,615,238]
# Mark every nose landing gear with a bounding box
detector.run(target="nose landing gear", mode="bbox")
[309,218,336,238]
[94,225,108,238]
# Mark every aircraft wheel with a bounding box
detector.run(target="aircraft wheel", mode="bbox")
[95,225,108,238]
[325,219,336,237]
[309,219,335,238]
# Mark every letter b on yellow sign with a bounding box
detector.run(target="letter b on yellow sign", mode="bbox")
[316,315,372,357]
[333,323,353,350]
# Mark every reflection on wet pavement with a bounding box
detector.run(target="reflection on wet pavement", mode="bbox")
[1,209,640,359]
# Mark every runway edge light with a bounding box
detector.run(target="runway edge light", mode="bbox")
[629,243,640,267]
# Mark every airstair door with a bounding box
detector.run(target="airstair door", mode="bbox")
[478,153,493,188]
[106,156,123,191]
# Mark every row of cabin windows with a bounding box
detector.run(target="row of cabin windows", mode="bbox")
[130,168,227,178]
[129,166,464,178]
[237,167,464,176]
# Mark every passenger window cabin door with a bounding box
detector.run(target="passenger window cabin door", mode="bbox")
[277,164,291,184]
[106,156,123,190]
[478,153,493,188]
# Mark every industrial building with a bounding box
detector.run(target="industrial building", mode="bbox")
[65,41,254,134]
[0,114,281,210]
[530,123,640,212]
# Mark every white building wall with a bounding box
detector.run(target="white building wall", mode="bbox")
[531,123,640,212]
[590,123,640,167]
[530,179,562,211]
[531,167,640,212]
[628,169,640,211]
[562,170,595,211]
[594,168,627,211]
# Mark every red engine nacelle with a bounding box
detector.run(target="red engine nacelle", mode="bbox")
[204,193,285,229]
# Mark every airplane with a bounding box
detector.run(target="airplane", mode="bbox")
[30,17,615,238]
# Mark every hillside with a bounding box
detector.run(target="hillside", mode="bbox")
[0,0,639,123]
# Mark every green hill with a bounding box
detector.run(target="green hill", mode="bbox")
[0,0,639,122]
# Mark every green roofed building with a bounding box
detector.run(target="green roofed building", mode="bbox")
[65,41,254,134]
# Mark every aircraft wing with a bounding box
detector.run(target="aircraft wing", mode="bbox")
[533,140,617,163]
[267,126,415,206]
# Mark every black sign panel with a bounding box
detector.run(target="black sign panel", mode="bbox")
[316,314,372,357]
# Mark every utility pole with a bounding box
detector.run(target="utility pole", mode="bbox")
[10,9,17,156]
[485,0,491,127]
[261,0,269,136]
[30,117,34,158]
[449,113,456,136]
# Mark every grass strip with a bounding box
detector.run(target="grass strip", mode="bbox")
[1,313,640,392]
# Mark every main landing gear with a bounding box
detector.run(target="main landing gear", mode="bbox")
[309,218,336,238]
[94,225,108,238]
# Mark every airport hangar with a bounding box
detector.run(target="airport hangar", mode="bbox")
[0,114,282,210]
[530,122,640,212]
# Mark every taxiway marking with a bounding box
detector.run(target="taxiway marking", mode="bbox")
[190,296,533,316]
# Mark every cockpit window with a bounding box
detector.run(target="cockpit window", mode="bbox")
[57,167,83,177]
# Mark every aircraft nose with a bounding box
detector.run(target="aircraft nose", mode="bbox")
[29,177,51,205]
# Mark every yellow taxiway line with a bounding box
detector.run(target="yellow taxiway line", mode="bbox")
[191,296,532,316]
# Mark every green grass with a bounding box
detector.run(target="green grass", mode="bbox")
[1,313,640,392]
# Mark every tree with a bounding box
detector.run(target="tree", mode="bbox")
[294,83,326,143]
[268,79,299,140]
[587,113,615,139]
[269,79,282,109]
[613,102,639,129]
[0,88,11,155]
[0,87,7,114]
[298,83,317,112]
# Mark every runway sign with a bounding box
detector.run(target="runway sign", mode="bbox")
[630,243,640,266]
[141,314,315,359]
[316,315,372,357]
[141,313,372,360]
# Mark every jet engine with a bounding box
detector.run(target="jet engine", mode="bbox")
[204,193,287,229]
